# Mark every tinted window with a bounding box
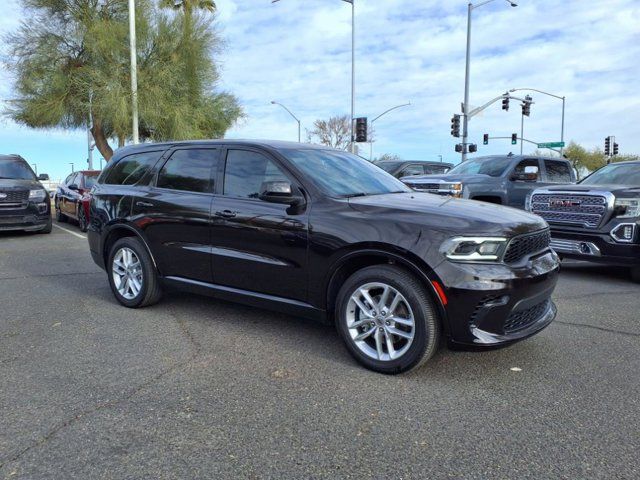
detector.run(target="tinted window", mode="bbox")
[513,159,539,175]
[69,173,81,186]
[544,160,572,183]
[0,158,35,180]
[448,157,512,177]
[64,173,74,185]
[424,165,451,174]
[224,150,289,199]
[282,149,410,197]
[400,164,423,177]
[104,151,162,185]
[157,149,216,193]
[581,163,640,186]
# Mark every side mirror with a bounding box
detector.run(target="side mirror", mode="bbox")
[512,166,539,182]
[259,181,304,206]
[38,174,50,181]
[68,183,79,191]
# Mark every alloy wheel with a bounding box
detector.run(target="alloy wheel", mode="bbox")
[345,282,415,361]
[112,247,143,300]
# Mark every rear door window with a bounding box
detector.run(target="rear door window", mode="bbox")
[223,150,289,199]
[156,149,218,193]
[399,164,423,177]
[104,151,163,185]
[544,160,573,183]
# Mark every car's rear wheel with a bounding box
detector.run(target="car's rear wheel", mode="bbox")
[335,265,440,374]
[39,217,52,234]
[108,237,162,308]
[77,205,88,232]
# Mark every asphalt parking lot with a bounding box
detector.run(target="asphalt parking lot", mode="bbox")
[1,222,638,479]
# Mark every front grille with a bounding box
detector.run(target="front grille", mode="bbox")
[504,300,551,333]
[503,229,551,264]
[531,193,608,228]
[0,190,29,203]
[410,183,440,191]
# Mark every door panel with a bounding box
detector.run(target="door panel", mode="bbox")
[210,148,309,301]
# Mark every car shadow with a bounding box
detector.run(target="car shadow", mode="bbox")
[560,260,632,283]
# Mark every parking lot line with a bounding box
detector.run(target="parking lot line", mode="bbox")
[53,223,87,240]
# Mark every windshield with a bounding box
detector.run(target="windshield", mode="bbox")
[376,162,402,173]
[283,149,411,197]
[85,174,99,189]
[0,158,36,180]
[447,157,512,177]
[580,163,640,186]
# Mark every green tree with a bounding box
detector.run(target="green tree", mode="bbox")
[4,0,241,161]
[563,142,607,175]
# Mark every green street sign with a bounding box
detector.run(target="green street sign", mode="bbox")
[537,142,565,149]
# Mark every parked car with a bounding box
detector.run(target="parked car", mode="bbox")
[401,155,577,209]
[55,170,101,232]
[529,160,640,282]
[89,140,559,374]
[0,154,52,233]
[376,160,453,179]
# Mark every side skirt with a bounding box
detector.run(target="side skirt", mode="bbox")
[162,276,329,324]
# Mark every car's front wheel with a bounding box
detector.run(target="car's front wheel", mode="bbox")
[55,202,67,222]
[335,265,440,374]
[77,205,88,232]
[108,237,162,308]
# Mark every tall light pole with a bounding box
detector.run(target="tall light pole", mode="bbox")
[369,102,411,161]
[128,0,139,144]
[510,87,566,154]
[272,0,355,152]
[69,163,75,173]
[461,0,517,162]
[271,101,301,142]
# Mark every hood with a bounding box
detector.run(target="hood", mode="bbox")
[402,174,492,184]
[348,192,547,238]
[538,184,640,197]
[0,178,43,190]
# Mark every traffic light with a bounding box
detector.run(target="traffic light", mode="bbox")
[502,94,510,111]
[455,143,463,153]
[511,133,518,145]
[483,134,489,145]
[355,117,368,142]
[469,144,477,153]
[522,95,532,117]
[451,114,461,138]
[604,137,611,156]
[613,143,619,155]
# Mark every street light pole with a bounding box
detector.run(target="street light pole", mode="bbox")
[271,101,301,142]
[369,102,412,161]
[510,87,566,154]
[128,0,139,144]
[461,0,517,162]
[272,0,355,152]
[70,163,74,173]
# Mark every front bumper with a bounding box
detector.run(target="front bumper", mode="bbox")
[0,203,51,232]
[434,250,560,346]
[548,227,640,266]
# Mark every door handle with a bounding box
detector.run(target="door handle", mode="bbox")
[215,210,238,219]
[136,201,154,208]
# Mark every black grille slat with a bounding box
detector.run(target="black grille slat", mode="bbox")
[503,229,551,264]
[504,300,550,333]
[0,190,29,203]
[531,193,608,228]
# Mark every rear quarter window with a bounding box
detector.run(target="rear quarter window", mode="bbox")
[101,151,163,185]
[544,160,573,183]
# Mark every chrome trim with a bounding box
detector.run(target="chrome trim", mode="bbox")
[530,188,616,228]
[550,238,602,256]
[610,223,637,244]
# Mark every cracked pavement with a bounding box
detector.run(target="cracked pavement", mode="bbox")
[1,223,639,479]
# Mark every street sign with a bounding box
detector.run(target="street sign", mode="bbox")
[537,142,565,148]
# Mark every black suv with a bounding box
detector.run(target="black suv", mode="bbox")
[0,154,52,233]
[89,140,560,373]
[529,160,640,282]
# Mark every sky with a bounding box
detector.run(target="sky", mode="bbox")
[1,0,639,181]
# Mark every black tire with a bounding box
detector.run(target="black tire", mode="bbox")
[335,265,440,374]
[631,267,640,283]
[77,205,88,232]
[107,237,162,308]
[39,217,52,234]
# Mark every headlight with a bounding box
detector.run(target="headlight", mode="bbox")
[441,236,508,262]
[614,198,640,218]
[29,189,47,202]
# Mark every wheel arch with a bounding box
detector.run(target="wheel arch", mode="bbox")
[102,224,159,273]
[324,247,448,332]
